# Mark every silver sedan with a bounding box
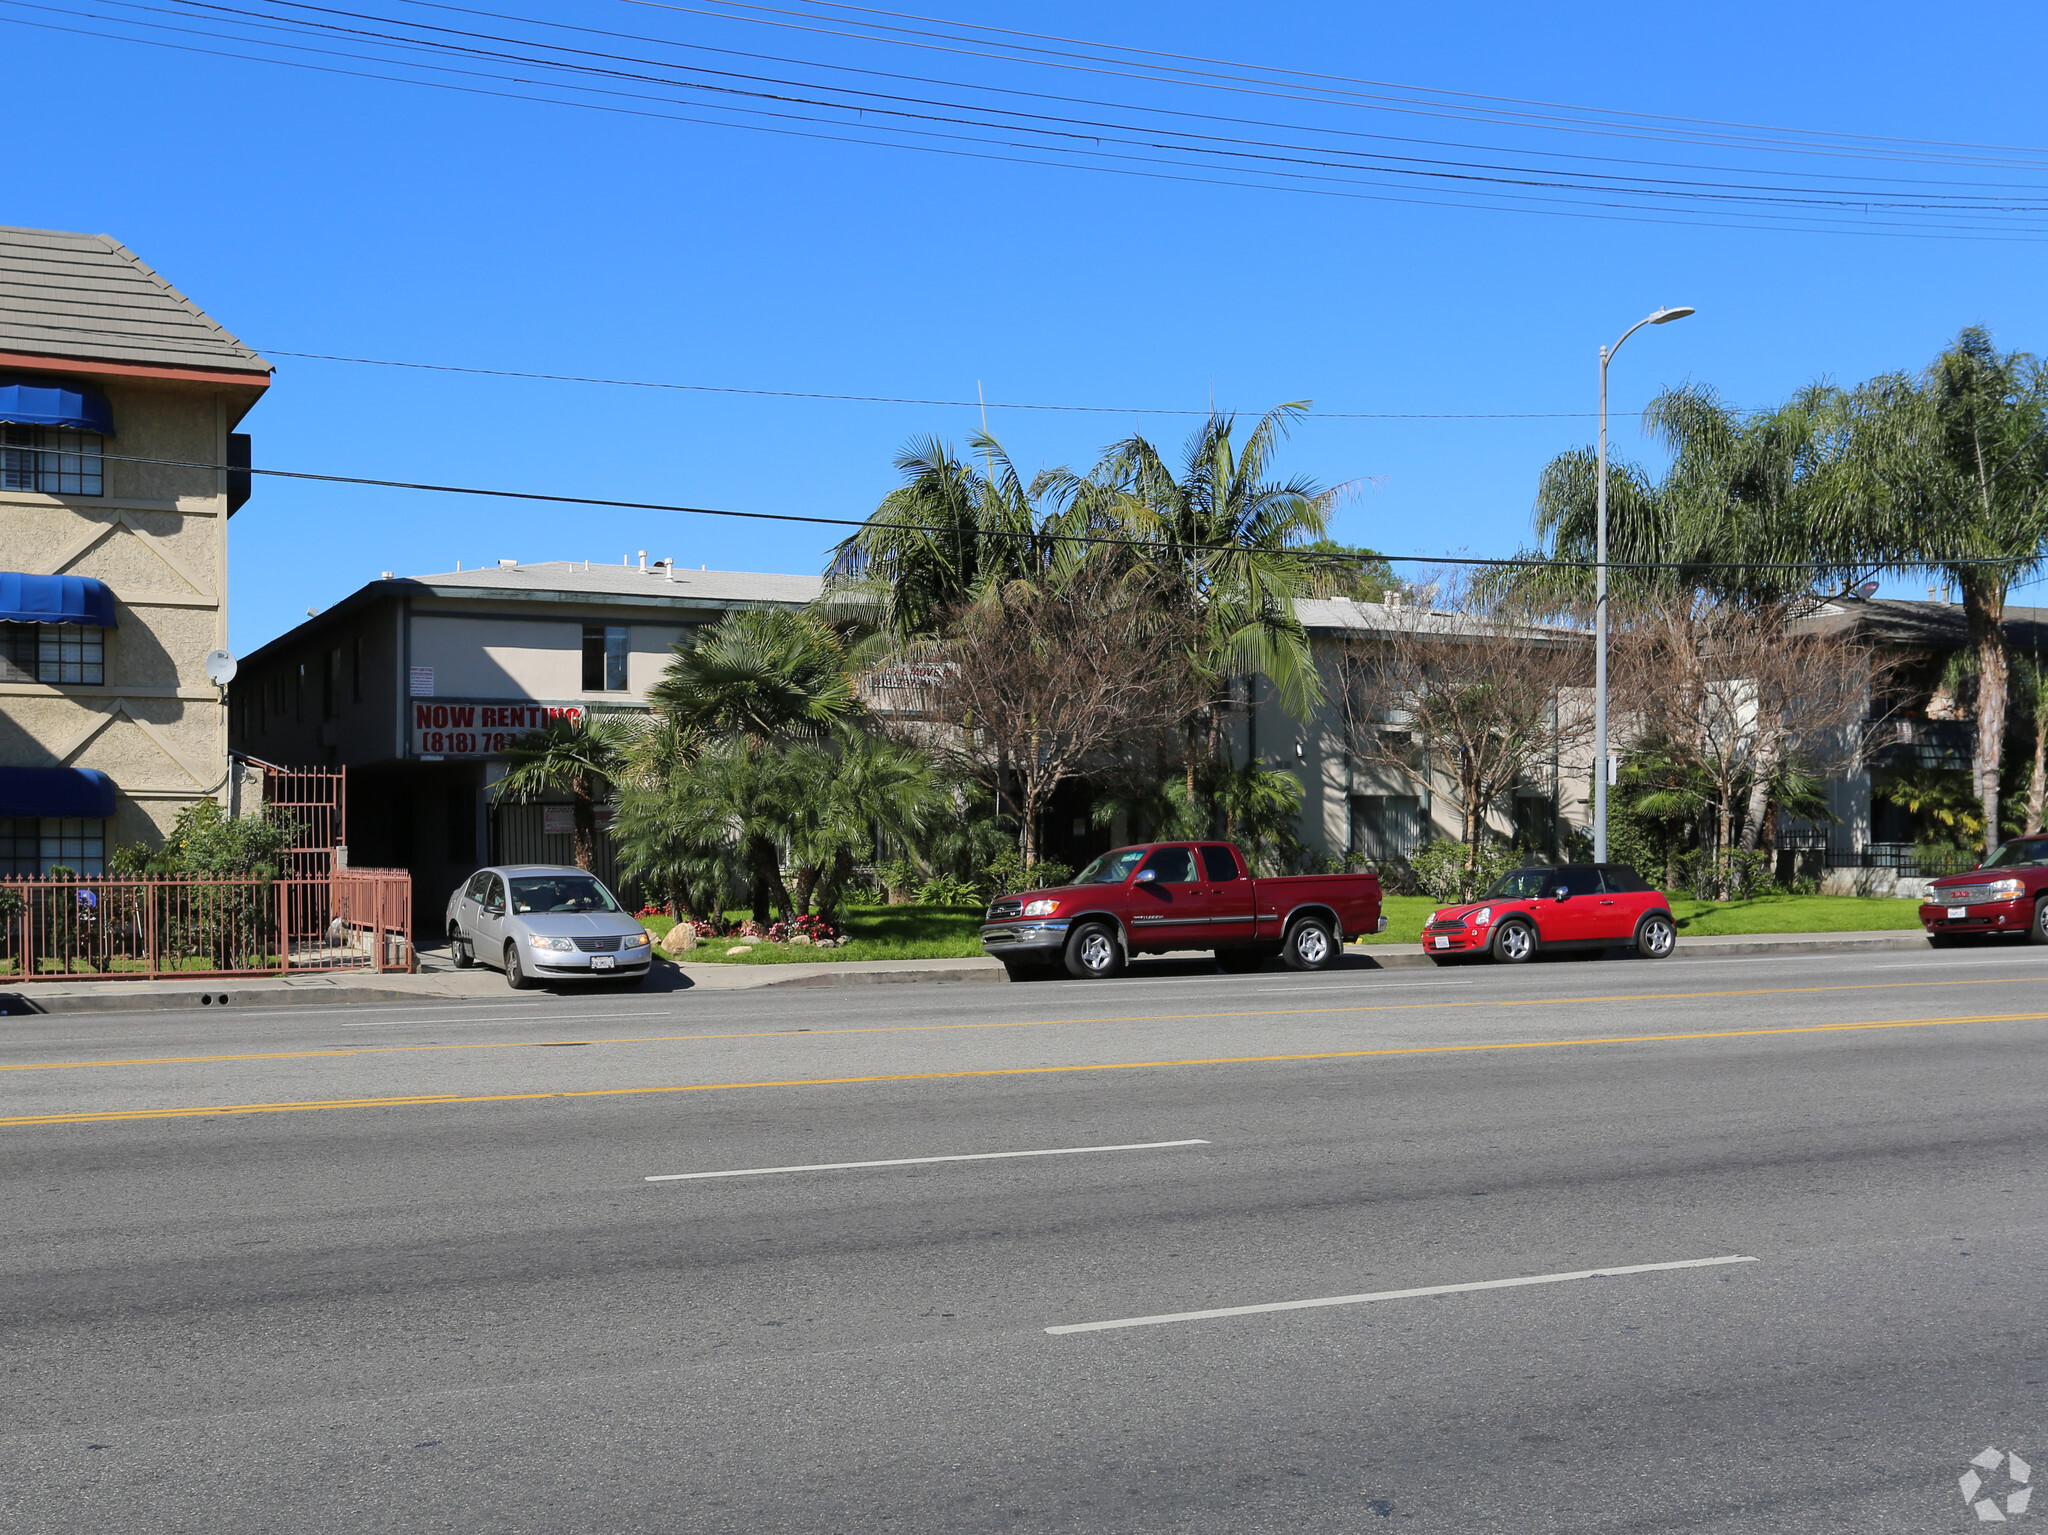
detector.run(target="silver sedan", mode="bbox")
[445,864,654,988]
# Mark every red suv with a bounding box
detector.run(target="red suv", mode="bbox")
[1423,863,1677,964]
[1918,835,2048,945]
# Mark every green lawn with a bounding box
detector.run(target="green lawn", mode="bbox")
[1355,892,1924,945]
[641,891,1928,965]
[644,904,985,965]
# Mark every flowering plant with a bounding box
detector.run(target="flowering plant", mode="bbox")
[790,912,842,942]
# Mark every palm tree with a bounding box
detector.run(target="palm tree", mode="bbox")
[495,711,639,871]
[650,609,857,744]
[1095,404,1338,721]
[784,731,946,919]
[2008,654,2048,834]
[662,737,805,922]
[1838,328,2048,856]
[826,433,1086,640]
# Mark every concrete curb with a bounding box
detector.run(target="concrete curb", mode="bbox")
[0,929,1950,1013]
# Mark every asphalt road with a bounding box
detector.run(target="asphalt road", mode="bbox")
[6,944,2048,1533]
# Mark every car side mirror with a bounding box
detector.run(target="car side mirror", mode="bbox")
[1553,887,1570,902]
[1134,869,1158,883]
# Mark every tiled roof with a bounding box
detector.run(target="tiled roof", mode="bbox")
[407,560,824,606]
[0,225,269,376]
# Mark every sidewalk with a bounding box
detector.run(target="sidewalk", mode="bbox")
[0,929,1946,1015]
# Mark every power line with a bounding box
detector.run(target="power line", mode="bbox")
[83,444,2048,573]
[9,0,2048,238]
[257,349,1617,419]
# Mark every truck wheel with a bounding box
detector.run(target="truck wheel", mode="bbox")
[1634,912,1677,959]
[2031,899,2048,945]
[1063,923,1125,980]
[504,940,533,990]
[1281,916,1337,971]
[449,925,474,969]
[1490,920,1537,964]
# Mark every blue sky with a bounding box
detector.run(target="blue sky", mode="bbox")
[10,0,2048,653]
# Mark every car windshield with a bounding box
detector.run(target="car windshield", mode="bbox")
[1073,848,1148,884]
[1981,837,2048,869]
[509,875,620,914]
[1485,867,1556,900]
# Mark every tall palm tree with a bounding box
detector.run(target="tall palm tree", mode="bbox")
[1838,328,2048,855]
[495,711,641,872]
[826,434,1086,640]
[1094,404,1337,721]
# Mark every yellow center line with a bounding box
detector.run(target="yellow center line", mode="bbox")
[7,1010,2044,1128]
[0,974,2041,1076]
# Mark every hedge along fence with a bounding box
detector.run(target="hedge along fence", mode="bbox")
[0,869,412,980]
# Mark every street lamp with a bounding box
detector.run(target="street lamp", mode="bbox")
[1594,305,1693,863]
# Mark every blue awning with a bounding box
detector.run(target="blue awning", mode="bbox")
[0,573,117,628]
[0,376,113,434]
[0,767,116,819]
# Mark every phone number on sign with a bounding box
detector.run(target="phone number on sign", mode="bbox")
[417,730,526,755]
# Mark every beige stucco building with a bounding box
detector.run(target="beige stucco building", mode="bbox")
[0,225,270,872]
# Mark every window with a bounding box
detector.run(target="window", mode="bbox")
[0,817,105,875]
[1349,795,1419,862]
[1139,846,1197,884]
[582,624,629,691]
[1200,845,1242,882]
[0,623,104,685]
[0,426,103,495]
[509,873,620,913]
[1599,864,1654,893]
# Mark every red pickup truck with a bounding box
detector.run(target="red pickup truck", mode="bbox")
[979,841,1385,980]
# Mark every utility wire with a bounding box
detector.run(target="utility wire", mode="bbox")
[82,445,2048,572]
[9,1,2047,238]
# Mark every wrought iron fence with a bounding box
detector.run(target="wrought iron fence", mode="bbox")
[0,868,411,981]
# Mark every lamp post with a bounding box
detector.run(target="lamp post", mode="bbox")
[1593,305,1693,863]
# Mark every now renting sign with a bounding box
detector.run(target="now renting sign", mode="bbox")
[413,701,586,758]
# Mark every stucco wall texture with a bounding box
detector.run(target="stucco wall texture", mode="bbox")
[0,375,247,850]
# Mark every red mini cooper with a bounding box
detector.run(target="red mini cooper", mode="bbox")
[1423,863,1678,965]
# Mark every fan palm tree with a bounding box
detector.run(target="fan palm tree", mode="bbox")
[495,711,640,871]
[650,609,857,744]
[1838,328,2048,855]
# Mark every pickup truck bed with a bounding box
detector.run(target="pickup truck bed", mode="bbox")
[979,839,1383,979]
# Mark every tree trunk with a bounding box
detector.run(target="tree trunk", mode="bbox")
[1715,793,1735,900]
[791,863,820,916]
[570,774,597,872]
[814,846,856,923]
[744,832,786,923]
[1738,729,1779,852]
[2028,716,2048,834]
[1461,774,1483,899]
[1965,576,2009,856]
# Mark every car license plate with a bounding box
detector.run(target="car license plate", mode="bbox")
[591,954,615,970]
[1433,936,1450,949]
[1947,907,1965,919]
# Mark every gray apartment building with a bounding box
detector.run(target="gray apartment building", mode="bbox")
[230,558,820,916]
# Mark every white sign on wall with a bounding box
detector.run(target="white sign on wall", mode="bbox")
[409,666,435,697]
[412,701,586,758]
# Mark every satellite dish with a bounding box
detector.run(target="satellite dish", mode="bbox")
[204,649,239,687]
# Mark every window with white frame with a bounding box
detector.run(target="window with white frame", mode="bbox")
[0,427,103,495]
[0,622,104,685]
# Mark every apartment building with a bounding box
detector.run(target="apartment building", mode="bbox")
[0,225,268,874]
[231,558,821,912]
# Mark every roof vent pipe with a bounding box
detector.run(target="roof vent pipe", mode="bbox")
[638,550,647,572]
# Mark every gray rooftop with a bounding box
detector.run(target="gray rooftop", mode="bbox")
[1296,596,1580,641]
[0,225,270,376]
[1797,597,2048,650]
[409,560,824,607]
